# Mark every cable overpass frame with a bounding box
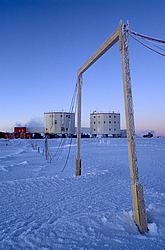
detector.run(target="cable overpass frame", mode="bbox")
[76,21,148,233]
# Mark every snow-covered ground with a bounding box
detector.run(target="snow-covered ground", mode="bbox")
[0,138,165,249]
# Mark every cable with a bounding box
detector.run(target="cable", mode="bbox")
[61,105,77,171]
[57,84,77,163]
[130,30,165,44]
[132,32,165,52]
[49,136,65,162]
[137,35,165,52]
[48,84,77,162]
[150,44,165,52]
[61,137,73,172]
[128,32,165,57]
[61,83,77,172]
[48,82,77,170]
[56,137,67,161]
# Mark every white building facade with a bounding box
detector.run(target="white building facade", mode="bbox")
[90,112,120,136]
[44,112,75,135]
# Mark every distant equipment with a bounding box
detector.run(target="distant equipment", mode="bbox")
[143,132,153,138]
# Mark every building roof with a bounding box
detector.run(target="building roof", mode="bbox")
[90,112,120,115]
[44,112,75,115]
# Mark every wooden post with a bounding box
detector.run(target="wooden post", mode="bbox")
[76,74,82,176]
[45,135,48,160]
[119,21,148,233]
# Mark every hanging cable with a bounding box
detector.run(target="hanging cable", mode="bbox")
[61,82,77,172]
[61,107,77,172]
[150,44,165,53]
[128,32,165,57]
[61,137,73,172]
[56,137,67,161]
[49,135,65,162]
[136,35,165,52]
[48,82,77,169]
[56,83,77,164]
[130,30,165,52]
[130,30,165,44]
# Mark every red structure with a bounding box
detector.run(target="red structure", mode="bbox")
[1,127,41,139]
[4,133,15,139]
[3,132,32,139]
[11,127,32,139]
[14,127,26,133]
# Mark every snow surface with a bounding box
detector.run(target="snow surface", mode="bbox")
[0,138,165,249]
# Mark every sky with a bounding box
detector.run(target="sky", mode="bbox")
[0,0,164,134]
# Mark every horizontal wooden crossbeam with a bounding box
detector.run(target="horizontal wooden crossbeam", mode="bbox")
[77,22,121,76]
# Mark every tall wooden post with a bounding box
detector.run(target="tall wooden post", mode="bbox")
[119,21,148,233]
[76,74,82,176]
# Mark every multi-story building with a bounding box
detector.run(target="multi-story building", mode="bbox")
[44,112,75,135]
[90,111,120,136]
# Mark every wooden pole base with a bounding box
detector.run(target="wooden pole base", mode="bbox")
[76,159,81,176]
[131,183,148,233]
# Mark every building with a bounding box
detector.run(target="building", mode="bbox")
[13,127,32,139]
[44,112,75,135]
[90,111,120,136]
[14,127,26,133]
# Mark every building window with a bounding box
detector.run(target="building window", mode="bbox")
[61,115,62,117]
[68,115,70,118]
[55,120,57,124]
[94,122,96,124]
[94,129,96,131]
[109,128,111,131]
[114,128,116,131]
[61,127,65,132]
[109,121,111,124]
[98,121,100,124]
[114,121,116,124]
[114,115,116,118]
[109,115,111,118]
[66,128,68,131]
[93,116,95,118]
[104,121,105,124]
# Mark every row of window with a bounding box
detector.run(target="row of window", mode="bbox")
[93,128,116,131]
[54,119,71,124]
[93,121,119,124]
[93,115,117,119]
[49,115,71,118]
[61,127,68,132]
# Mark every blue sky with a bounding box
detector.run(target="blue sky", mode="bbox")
[0,0,164,134]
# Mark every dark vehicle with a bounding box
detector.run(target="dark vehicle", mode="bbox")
[32,133,43,139]
[143,132,153,138]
